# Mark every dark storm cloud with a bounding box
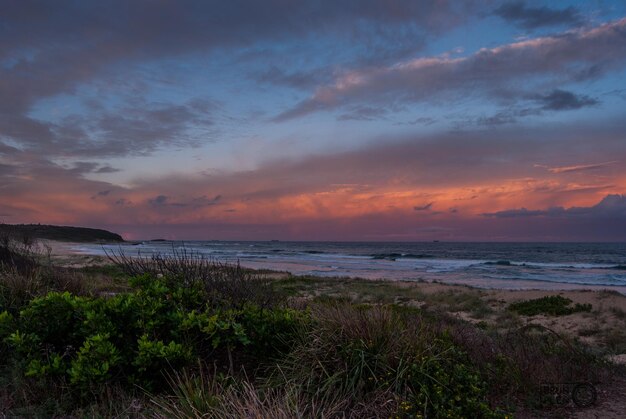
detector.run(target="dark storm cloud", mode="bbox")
[482,194,626,218]
[493,1,582,29]
[535,89,598,110]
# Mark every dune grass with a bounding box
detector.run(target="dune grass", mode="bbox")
[0,234,620,417]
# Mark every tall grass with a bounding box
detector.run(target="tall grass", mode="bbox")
[152,365,350,418]
[106,246,280,309]
[0,233,86,314]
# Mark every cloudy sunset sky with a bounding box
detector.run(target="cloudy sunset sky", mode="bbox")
[1,0,626,241]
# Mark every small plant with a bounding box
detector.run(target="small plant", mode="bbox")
[151,368,222,418]
[508,295,592,316]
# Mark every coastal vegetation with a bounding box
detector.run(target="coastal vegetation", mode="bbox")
[508,295,592,316]
[0,233,623,417]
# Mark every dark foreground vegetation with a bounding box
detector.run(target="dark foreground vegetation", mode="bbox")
[508,295,592,316]
[0,223,124,243]
[0,233,618,417]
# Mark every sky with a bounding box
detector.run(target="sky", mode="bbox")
[1,0,626,241]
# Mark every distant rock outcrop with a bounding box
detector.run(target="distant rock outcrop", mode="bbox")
[0,223,124,243]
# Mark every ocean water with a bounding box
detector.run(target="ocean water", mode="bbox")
[72,241,626,293]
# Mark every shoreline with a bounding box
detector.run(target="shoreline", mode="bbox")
[48,239,626,295]
[15,239,626,416]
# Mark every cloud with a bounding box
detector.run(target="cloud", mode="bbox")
[402,117,437,126]
[1,119,625,240]
[0,142,19,155]
[3,99,217,159]
[275,18,626,120]
[68,162,120,175]
[414,202,434,211]
[482,194,626,218]
[473,89,597,127]
[0,162,17,177]
[0,1,472,114]
[475,110,520,126]
[337,106,389,121]
[148,194,222,208]
[91,190,111,200]
[1,1,480,174]
[190,195,222,207]
[149,195,169,206]
[482,207,552,218]
[535,89,598,111]
[115,198,132,206]
[493,1,582,29]
[95,166,120,174]
[254,66,330,90]
[536,161,618,174]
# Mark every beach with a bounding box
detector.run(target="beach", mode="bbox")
[3,236,625,417]
[47,239,626,358]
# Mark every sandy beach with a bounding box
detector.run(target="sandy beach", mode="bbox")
[45,239,626,356]
[4,237,625,417]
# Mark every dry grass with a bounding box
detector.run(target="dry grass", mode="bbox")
[106,246,280,309]
[151,367,348,419]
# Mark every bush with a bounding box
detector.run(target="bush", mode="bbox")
[1,273,305,394]
[508,295,592,316]
[68,334,122,387]
[107,246,280,309]
[271,303,502,418]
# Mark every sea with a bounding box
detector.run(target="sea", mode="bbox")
[71,241,626,294]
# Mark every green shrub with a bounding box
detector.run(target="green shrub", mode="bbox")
[68,333,122,388]
[133,335,192,389]
[508,295,592,316]
[18,292,87,350]
[399,346,498,418]
[272,303,503,418]
[1,273,305,394]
